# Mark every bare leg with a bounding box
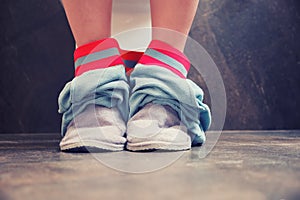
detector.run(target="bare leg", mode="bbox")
[59,0,128,152]
[150,0,199,51]
[62,0,112,46]
[126,0,203,151]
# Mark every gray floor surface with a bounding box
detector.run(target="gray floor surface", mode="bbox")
[0,130,299,200]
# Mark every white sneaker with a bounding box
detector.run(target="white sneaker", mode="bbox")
[60,105,127,152]
[126,103,191,151]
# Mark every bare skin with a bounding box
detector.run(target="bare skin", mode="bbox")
[62,0,199,51]
[150,0,199,51]
[62,0,112,47]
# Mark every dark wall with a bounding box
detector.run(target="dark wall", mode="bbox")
[1,0,300,133]
[190,0,300,129]
[1,0,74,133]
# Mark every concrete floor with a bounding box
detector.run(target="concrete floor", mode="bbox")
[0,131,299,200]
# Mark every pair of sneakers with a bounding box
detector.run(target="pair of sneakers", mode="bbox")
[59,38,210,152]
[59,101,191,152]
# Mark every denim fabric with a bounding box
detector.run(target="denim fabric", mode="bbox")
[129,64,211,145]
[58,65,129,136]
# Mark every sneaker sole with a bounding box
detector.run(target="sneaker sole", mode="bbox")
[60,140,124,152]
[126,140,191,151]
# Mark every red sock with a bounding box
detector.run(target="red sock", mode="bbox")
[74,38,123,77]
[120,50,143,73]
[138,40,190,78]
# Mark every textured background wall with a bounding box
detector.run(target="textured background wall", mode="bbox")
[189,0,300,129]
[0,0,299,133]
